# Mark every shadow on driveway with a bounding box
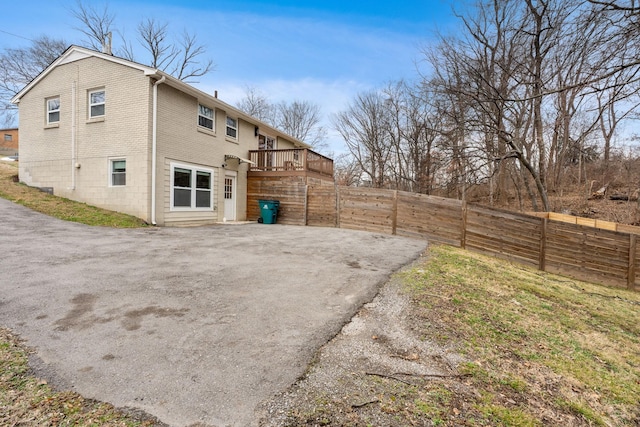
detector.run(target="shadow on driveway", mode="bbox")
[0,198,426,426]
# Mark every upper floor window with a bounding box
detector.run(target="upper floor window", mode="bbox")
[47,97,60,124]
[198,104,214,130]
[110,159,126,186]
[89,89,105,118]
[226,116,237,139]
[4,134,12,141]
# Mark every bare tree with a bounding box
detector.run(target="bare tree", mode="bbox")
[236,88,327,151]
[0,36,67,125]
[274,100,327,152]
[382,80,443,194]
[333,152,362,186]
[137,18,176,69]
[333,91,392,188]
[70,0,115,52]
[171,30,214,82]
[71,1,213,81]
[236,86,274,123]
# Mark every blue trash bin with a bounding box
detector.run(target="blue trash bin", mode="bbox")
[258,199,280,224]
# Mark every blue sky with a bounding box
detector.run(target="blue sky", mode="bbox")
[0,0,461,152]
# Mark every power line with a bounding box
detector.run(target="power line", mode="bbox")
[0,29,34,42]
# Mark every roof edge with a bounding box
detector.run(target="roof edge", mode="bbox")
[10,45,310,148]
[11,45,158,104]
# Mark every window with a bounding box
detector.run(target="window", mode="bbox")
[47,97,60,124]
[4,134,12,141]
[198,104,214,130]
[110,159,126,186]
[226,116,237,139]
[89,89,105,118]
[224,177,233,200]
[171,164,213,210]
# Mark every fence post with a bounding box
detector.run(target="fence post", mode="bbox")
[303,184,309,226]
[460,201,468,249]
[335,185,341,229]
[539,218,548,271]
[391,190,398,235]
[628,234,636,290]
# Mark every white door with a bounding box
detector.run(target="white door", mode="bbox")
[223,173,236,221]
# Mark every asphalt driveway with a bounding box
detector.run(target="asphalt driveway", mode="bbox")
[0,198,426,427]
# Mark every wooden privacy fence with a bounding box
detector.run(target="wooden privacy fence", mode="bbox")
[247,183,640,292]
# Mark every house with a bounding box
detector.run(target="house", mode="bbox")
[0,128,19,157]
[11,45,332,226]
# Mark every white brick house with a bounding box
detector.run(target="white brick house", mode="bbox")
[11,45,309,226]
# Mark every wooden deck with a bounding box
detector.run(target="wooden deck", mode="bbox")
[248,149,333,180]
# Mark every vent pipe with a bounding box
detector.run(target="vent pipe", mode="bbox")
[102,32,112,55]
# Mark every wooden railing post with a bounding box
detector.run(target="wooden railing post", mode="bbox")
[628,234,636,290]
[303,184,309,226]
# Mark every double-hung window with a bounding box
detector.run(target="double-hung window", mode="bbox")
[171,163,213,210]
[47,97,60,124]
[89,89,105,118]
[110,159,126,186]
[226,116,238,139]
[198,104,214,130]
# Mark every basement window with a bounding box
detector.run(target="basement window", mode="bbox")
[171,163,213,210]
[110,159,126,186]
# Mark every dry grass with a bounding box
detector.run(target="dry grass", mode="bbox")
[270,245,640,426]
[0,162,147,228]
[0,328,165,426]
[396,245,640,426]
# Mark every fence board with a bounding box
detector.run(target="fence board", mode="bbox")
[396,192,463,244]
[464,205,542,266]
[545,222,630,283]
[307,186,337,227]
[248,181,640,292]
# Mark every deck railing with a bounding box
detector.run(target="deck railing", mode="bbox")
[248,149,333,177]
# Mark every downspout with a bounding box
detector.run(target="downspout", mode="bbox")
[71,81,76,190]
[151,75,166,225]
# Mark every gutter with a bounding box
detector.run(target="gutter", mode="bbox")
[71,81,76,190]
[151,75,166,225]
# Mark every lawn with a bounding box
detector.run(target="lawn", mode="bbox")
[0,162,147,227]
[276,245,640,426]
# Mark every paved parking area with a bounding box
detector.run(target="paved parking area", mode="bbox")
[0,198,426,426]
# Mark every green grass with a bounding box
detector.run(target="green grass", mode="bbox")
[275,244,640,426]
[399,244,640,426]
[0,162,147,228]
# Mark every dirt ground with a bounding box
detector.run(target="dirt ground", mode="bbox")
[257,266,464,426]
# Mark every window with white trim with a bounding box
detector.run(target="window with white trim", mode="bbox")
[110,159,126,186]
[89,89,105,118]
[198,104,214,130]
[171,163,213,210]
[47,97,60,124]
[226,116,237,139]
